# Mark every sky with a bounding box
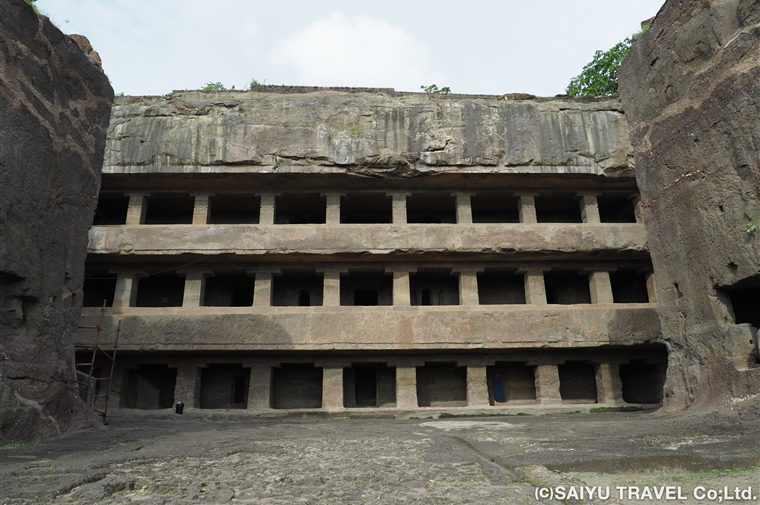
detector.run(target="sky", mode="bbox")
[36,0,665,97]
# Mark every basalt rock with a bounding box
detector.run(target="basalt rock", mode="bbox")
[0,0,114,440]
[619,0,760,409]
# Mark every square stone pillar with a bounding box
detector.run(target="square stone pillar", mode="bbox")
[183,273,205,307]
[192,194,210,225]
[645,271,657,302]
[324,193,341,224]
[456,269,480,306]
[589,271,614,304]
[395,366,418,408]
[388,267,412,307]
[322,366,344,410]
[125,193,146,225]
[391,193,409,225]
[259,193,276,225]
[253,271,272,307]
[466,366,490,407]
[595,363,623,404]
[518,193,537,224]
[247,364,271,411]
[534,364,562,404]
[579,193,601,224]
[112,273,136,307]
[321,268,342,306]
[174,364,200,408]
[455,193,473,224]
[522,270,547,304]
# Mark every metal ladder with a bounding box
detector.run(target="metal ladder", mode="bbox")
[75,306,120,424]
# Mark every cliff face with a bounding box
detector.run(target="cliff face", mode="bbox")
[106,90,632,178]
[619,0,760,409]
[0,0,114,440]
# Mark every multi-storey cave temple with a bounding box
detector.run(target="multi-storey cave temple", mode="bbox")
[74,89,677,413]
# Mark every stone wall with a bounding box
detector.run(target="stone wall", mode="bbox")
[0,0,114,440]
[619,0,760,409]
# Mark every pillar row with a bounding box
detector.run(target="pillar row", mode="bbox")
[579,193,601,224]
[391,193,408,225]
[182,273,204,307]
[253,272,272,307]
[457,270,480,306]
[113,273,136,307]
[518,193,537,224]
[455,193,473,224]
[325,193,341,225]
[390,270,411,307]
[523,270,547,304]
[259,194,276,225]
[322,270,341,306]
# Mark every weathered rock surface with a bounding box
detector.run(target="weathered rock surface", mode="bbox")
[106,90,633,177]
[619,0,760,408]
[0,0,114,440]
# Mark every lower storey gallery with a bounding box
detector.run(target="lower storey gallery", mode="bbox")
[82,347,667,413]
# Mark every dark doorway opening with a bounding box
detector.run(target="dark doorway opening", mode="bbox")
[121,364,177,409]
[410,271,460,305]
[487,362,536,404]
[598,194,637,223]
[340,272,392,306]
[341,193,392,223]
[93,194,128,225]
[477,270,526,304]
[208,194,260,224]
[143,193,195,224]
[544,271,591,304]
[620,360,666,404]
[203,273,254,306]
[271,273,324,306]
[416,362,467,407]
[406,193,457,223]
[199,364,250,409]
[343,364,396,408]
[271,364,323,409]
[82,273,117,307]
[610,270,649,303]
[134,273,185,307]
[558,361,597,402]
[274,193,326,224]
[535,194,582,223]
[471,192,519,223]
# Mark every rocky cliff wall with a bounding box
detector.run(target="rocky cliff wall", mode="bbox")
[619,0,760,409]
[106,91,633,178]
[0,0,114,440]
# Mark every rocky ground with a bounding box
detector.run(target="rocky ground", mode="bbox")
[1,402,758,505]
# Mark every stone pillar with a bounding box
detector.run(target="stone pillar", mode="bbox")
[388,268,412,306]
[518,193,537,224]
[182,273,205,307]
[175,364,200,408]
[253,271,272,307]
[395,366,418,408]
[645,271,657,302]
[534,364,562,404]
[522,270,547,304]
[595,363,624,404]
[322,366,344,410]
[589,271,614,304]
[456,269,480,305]
[466,366,490,407]
[391,193,408,225]
[259,193,276,225]
[324,193,341,224]
[579,193,601,224]
[247,364,271,411]
[322,269,342,306]
[192,194,210,225]
[455,193,473,224]
[125,193,145,225]
[112,273,136,307]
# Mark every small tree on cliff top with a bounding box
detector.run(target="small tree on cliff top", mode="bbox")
[566,24,650,97]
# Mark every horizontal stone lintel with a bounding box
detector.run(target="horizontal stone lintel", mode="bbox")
[87,223,647,256]
[76,305,659,351]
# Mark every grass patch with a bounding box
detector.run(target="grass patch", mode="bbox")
[589,406,647,413]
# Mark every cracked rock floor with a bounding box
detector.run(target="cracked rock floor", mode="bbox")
[1,404,759,504]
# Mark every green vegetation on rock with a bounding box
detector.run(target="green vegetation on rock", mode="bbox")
[201,82,226,92]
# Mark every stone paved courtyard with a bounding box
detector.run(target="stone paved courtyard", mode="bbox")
[1,405,759,505]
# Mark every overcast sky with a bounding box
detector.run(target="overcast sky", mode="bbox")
[37,0,664,97]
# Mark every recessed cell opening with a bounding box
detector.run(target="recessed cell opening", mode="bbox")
[340,272,392,306]
[416,362,467,407]
[271,272,324,306]
[535,194,582,223]
[271,364,323,409]
[544,272,591,304]
[343,364,396,408]
[92,194,128,225]
[199,364,250,409]
[487,362,536,404]
[620,360,665,404]
[274,193,326,224]
[143,193,194,224]
[610,270,649,303]
[406,193,456,223]
[410,271,460,306]
[203,273,254,306]
[208,194,260,224]
[477,270,526,304]
[121,364,177,409]
[471,192,519,223]
[82,273,117,307]
[340,193,392,223]
[598,194,637,223]
[558,361,597,402]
